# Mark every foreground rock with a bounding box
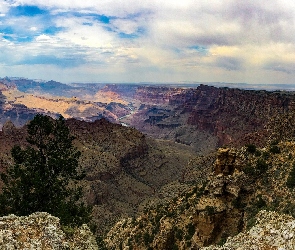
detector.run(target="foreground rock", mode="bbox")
[202,210,295,250]
[0,212,98,249]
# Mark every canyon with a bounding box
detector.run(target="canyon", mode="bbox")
[1,77,295,248]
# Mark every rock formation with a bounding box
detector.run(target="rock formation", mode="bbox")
[202,210,295,250]
[0,212,97,249]
[0,117,197,236]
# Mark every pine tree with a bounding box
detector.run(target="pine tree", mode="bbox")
[0,114,91,226]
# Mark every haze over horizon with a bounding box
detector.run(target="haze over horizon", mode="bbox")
[0,1,295,86]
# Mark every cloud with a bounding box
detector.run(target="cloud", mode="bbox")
[263,61,295,74]
[1,0,295,84]
[215,56,243,71]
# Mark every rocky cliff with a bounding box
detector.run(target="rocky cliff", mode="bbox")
[202,210,295,250]
[0,212,97,249]
[126,84,295,148]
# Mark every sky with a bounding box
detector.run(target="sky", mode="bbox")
[0,0,295,84]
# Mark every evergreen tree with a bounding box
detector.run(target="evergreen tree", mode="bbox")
[0,114,91,226]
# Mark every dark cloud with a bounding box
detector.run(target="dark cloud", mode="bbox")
[223,1,295,43]
[263,61,295,74]
[215,56,243,71]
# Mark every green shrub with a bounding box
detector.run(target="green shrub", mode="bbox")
[175,228,183,240]
[256,159,268,174]
[247,217,256,229]
[255,195,266,208]
[262,151,270,159]
[243,164,256,176]
[205,205,216,215]
[232,196,245,209]
[143,232,152,245]
[246,144,256,154]
[269,145,280,154]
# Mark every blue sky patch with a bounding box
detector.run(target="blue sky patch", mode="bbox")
[2,34,33,43]
[189,45,208,52]
[0,27,14,34]
[3,35,14,41]
[44,26,64,35]
[93,14,110,24]
[119,32,139,39]
[9,5,48,17]
[118,27,145,39]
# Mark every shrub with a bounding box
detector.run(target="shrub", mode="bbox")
[256,159,268,174]
[269,145,280,154]
[255,195,266,208]
[246,144,256,154]
[205,205,216,215]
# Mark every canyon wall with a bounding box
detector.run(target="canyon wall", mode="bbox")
[131,84,295,147]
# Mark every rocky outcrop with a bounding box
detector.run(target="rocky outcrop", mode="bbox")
[0,212,97,249]
[202,210,295,250]
[104,140,295,249]
[191,148,246,247]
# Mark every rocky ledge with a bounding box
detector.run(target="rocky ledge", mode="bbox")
[0,212,98,249]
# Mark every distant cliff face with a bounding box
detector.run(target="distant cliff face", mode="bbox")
[179,85,295,146]
[128,84,295,147]
[134,86,184,104]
